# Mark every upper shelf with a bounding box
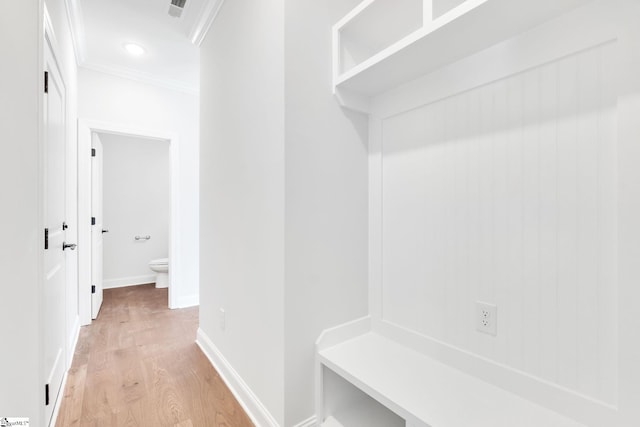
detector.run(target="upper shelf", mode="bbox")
[332,0,591,112]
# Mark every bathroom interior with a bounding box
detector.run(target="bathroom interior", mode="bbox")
[98,132,170,294]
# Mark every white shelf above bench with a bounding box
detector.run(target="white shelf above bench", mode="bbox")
[317,326,586,427]
[332,0,591,112]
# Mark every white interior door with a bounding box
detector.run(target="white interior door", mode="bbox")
[43,36,67,425]
[91,134,104,318]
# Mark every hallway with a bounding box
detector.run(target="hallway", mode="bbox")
[55,285,253,427]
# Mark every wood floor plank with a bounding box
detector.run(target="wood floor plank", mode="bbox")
[55,364,88,426]
[55,284,254,427]
[140,351,188,425]
[114,397,162,427]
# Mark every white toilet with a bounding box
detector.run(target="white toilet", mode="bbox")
[148,258,169,289]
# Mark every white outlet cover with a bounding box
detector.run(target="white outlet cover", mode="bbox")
[476,301,497,336]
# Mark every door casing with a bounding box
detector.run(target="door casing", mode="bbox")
[77,120,180,325]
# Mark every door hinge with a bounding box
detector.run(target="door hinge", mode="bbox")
[91,217,96,226]
[44,228,49,250]
[91,148,96,157]
[44,71,49,94]
[91,285,96,294]
[45,383,50,406]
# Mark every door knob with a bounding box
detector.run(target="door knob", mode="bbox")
[102,229,109,234]
[63,242,77,251]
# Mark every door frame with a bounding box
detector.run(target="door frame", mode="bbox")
[78,119,180,325]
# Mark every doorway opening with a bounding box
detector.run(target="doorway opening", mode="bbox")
[78,120,180,325]
[98,132,171,310]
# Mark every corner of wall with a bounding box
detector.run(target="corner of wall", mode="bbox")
[195,328,281,427]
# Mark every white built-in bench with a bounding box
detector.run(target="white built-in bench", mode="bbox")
[316,318,585,427]
[322,1,610,424]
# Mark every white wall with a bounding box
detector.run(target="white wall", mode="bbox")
[0,0,79,423]
[368,1,640,425]
[101,133,170,288]
[199,1,369,425]
[283,1,369,425]
[199,0,286,424]
[0,1,43,423]
[78,68,199,307]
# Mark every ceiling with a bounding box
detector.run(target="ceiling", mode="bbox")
[71,0,219,93]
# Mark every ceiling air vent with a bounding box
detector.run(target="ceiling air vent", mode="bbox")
[168,0,186,18]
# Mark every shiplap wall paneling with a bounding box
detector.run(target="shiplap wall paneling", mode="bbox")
[380,43,617,404]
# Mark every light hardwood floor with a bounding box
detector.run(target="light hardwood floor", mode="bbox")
[55,284,254,427]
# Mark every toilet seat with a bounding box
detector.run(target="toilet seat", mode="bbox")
[149,258,168,267]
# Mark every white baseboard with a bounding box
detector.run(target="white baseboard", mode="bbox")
[52,316,82,426]
[67,316,81,369]
[176,293,199,308]
[196,328,280,427]
[103,274,156,289]
[48,370,68,427]
[316,316,371,352]
[292,416,317,427]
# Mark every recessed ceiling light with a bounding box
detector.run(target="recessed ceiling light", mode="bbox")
[124,43,145,56]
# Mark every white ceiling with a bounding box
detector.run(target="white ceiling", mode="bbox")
[74,0,213,93]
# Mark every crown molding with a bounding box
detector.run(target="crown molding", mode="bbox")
[80,62,199,95]
[64,0,87,64]
[64,0,198,95]
[189,0,226,46]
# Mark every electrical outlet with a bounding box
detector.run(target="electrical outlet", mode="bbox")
[219,308,226,332]
[476,301,497,336]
